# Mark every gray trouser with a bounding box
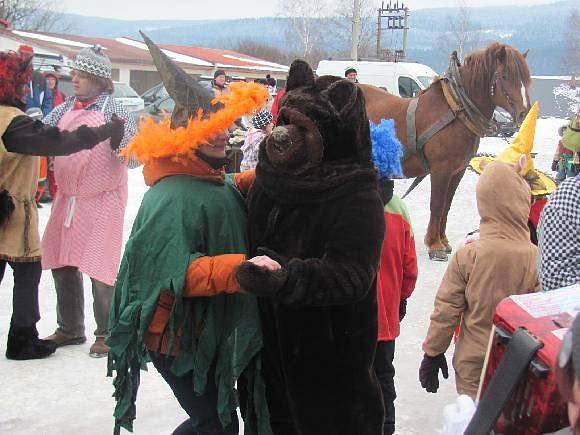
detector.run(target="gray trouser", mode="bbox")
[52,266,112,338]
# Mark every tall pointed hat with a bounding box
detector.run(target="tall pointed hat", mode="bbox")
[121,32,269,165]
[469,101,556,197]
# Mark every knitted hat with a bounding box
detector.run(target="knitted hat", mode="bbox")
[252,110,273,129]
[345,67,357,77]
[214,69,226,79]
[74,45,112,79]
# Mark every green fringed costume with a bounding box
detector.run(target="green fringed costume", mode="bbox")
[107,174,270,434]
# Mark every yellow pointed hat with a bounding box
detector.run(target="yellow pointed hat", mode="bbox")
[497,101,538,176]
[469,101,556,197]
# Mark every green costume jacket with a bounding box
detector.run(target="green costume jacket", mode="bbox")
[107,174,270,434]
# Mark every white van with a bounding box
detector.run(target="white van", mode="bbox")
[315,60,438,98]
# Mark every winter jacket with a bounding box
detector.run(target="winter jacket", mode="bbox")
[0,106,41,261]
[240,128,265,171]
[26,71,53,116]
[422,161,539,398]
[538,175,580,291]
[270,88,285,125]
[377,194,418,341]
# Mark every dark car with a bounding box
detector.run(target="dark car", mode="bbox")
[491,108,518,137]
[132,95,175,123]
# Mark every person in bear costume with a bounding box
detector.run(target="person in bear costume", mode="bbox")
[236,59,386,434]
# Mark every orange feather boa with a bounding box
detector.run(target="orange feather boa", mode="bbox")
[121,82,269,165]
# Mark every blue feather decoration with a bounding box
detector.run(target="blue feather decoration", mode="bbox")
[370,119,404,179]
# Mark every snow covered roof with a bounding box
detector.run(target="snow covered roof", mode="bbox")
[0,29,288,76]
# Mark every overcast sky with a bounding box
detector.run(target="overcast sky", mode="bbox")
[62,0,563,21]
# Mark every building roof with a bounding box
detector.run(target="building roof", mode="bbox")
[0,28,288,76]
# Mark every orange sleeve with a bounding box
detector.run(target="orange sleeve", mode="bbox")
[233,170,256,195]
[147,291,174,334]
[184,254,247,297]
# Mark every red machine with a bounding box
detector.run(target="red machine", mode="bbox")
[478,287,579,434]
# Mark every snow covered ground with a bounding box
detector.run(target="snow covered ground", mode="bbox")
[0,118,566,435]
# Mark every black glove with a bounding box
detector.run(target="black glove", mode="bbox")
[236,251,288,298]
[419,353,449,393]
[75,114,125,151]
[0,189,15,227]
[106,114,126,151]
[399,299,407,322]
[551,160,558,171]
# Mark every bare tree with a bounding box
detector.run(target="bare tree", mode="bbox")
[563,9,580,76]
[276,0,331,65]
[329,0,377,59]
[437,0,481,63]
[0,0,69,32]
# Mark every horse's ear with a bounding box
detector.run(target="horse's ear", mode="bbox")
[286,59,315,91]
[496,46,507,64]
[522,49,529,59]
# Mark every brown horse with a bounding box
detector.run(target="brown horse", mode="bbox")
[362,43,531,260]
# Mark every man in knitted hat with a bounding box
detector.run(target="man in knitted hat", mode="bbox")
[0,48,125,360]
[107,32,271,434]
[213,69,228,96]
[41,45,138,358]
[345,66,358,83]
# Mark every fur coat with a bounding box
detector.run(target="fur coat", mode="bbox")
[237,60,386,435]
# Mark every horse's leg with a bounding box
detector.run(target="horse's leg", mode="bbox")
[425,171,451,261]
[440,168,467,254]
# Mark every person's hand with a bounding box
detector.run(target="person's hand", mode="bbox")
[107,114,125,151]
[247,255,281,271]
[419,353,449,393]
[399,299,408,322]
[551,160,558,171]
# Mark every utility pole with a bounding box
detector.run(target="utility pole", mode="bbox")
[351,0,361,60]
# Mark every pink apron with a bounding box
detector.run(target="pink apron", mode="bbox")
[41,97,128,286]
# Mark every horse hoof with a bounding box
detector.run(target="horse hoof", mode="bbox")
[429,250,448,262]
[445,244,452,254]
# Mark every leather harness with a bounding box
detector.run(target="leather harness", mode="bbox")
[405,52,501,172]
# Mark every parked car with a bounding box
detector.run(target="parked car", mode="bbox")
[132,95,174,123]
[315,59,437,97]
[113,82,145,112]
[55,76,144,112]
[491,108,518,137]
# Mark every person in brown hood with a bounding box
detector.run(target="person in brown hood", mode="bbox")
[419,157,540,398]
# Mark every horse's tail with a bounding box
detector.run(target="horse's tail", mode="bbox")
[401,175,427,199]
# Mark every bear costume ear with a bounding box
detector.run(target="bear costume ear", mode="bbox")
[324,79,364,122]
[286,60,315,91]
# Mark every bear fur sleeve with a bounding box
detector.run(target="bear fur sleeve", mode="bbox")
[237,190,385,306]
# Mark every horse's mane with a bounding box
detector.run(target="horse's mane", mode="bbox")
[462,42,531,93]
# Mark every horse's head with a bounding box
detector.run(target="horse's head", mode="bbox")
[489,45,531,125]
[464,43,531,125]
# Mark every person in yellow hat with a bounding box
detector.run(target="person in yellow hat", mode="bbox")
[469,102,556,244]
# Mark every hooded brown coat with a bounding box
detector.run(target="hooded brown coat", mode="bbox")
[422,161,540,397]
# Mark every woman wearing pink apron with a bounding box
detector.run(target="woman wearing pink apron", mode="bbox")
[41,46,138,357]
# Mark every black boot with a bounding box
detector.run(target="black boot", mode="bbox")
[6,325,57,360]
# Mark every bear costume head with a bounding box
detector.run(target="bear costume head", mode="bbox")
[262,59,373,176]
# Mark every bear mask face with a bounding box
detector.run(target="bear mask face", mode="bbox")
[264,60,372,176]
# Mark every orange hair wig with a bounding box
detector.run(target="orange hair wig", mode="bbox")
[121,82,269,165]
